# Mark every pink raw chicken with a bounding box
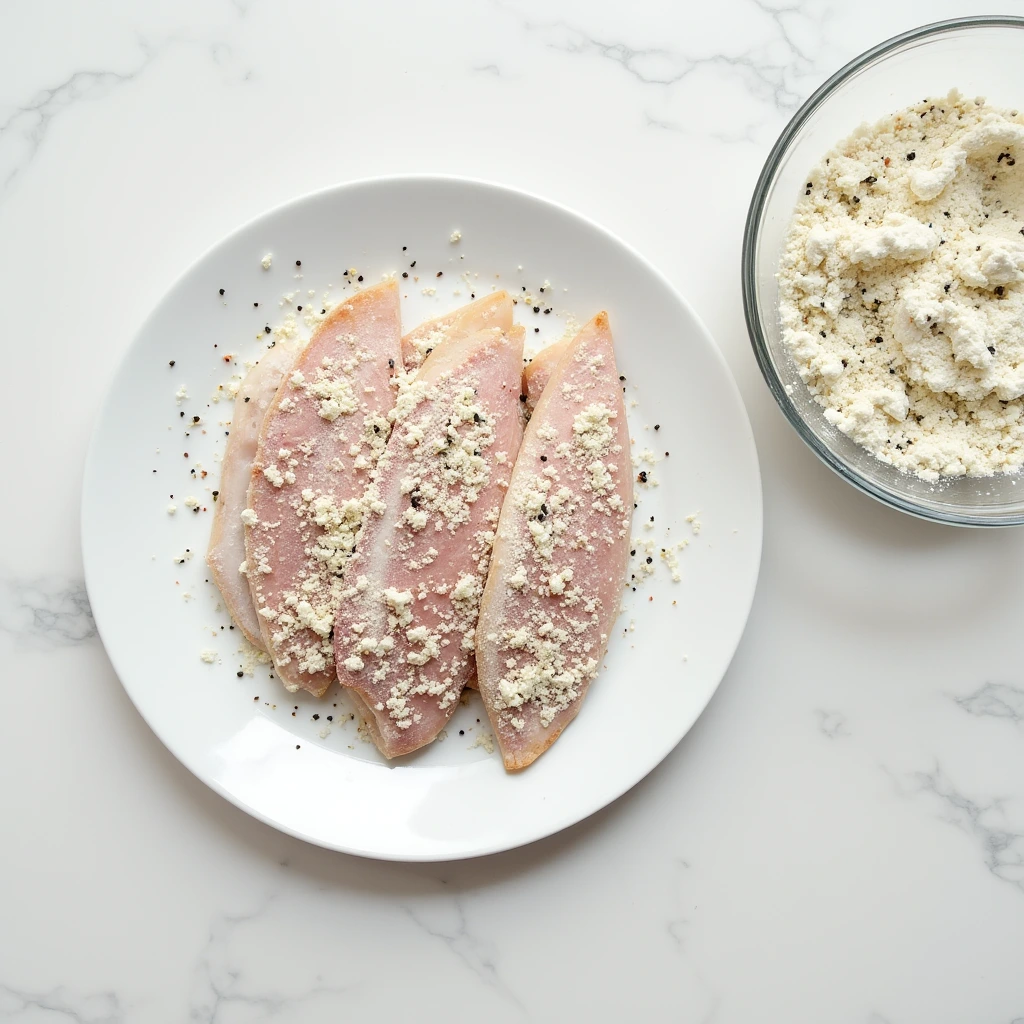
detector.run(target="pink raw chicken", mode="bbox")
[206,338,303,650]
[245,281,403,697]
[476,313,633,770]
[401,291,512,370]
[402,291,513,691]
[522,335,570,412]
[334,324,525,756]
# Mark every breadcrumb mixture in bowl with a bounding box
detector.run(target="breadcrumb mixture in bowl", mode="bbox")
[743,16,1024,525]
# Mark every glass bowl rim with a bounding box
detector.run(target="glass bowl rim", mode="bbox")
[741,15,1024,528]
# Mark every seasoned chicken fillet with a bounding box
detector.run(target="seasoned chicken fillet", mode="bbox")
[522,335,570,412]
[206,338,303,650]
[476,313,632,770]
[334,324,525,756]
[244,282,403,696]
[401,291,512,370]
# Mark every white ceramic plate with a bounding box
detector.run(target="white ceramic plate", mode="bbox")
[82,177,761,861]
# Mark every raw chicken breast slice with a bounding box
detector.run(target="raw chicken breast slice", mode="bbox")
[522,335,570,412]
[401,291,512,370]
[245,281,403,697]
[402,292,513,698]
[206,338,303,650]
[476,313,632,770]
[334,325,525,757]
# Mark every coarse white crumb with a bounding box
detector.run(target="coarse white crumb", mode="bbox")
[261,253,272,269]
[469,731,495,754]
[450,230,462,243]
[167,504,177,515]
[780,90,1024,480]
[199,649,218,664]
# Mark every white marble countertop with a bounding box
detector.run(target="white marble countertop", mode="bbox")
[3,1,1024,1021]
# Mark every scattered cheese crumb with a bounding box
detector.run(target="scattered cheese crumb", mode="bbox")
[261,253,272,269]
[469,731,495,754]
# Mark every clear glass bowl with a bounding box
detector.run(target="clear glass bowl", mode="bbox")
[742,16,1024,526]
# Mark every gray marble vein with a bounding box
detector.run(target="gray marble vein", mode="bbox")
[815,709,849,738]
[0,983,124,1023]
[0,20,254,200]
[501,0,826,117]
[187,901,349,1022]
[665,856,692,949]
[888,763,1024,895]
[954,682,1024,726]
[644,109,759,145]
[0,576,96,647]
[0,42,167,196]
[403,898,525,1012]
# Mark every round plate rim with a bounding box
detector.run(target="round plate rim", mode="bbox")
[81,174,763,860]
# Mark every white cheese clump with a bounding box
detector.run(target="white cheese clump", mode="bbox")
[779,91,1024,481]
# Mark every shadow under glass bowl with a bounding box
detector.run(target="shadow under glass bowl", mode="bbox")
[742,16,1024,527]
